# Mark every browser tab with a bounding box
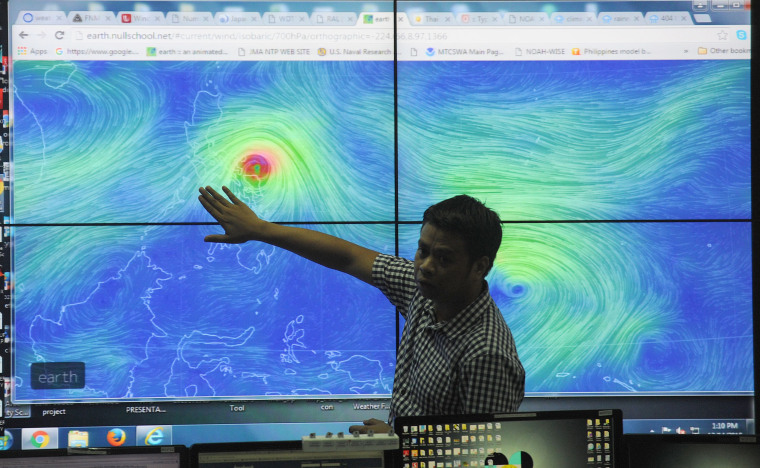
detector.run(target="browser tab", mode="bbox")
[598,12,646,26]
[310,12,358,26]
[261,12,310,25]
[117,12,166,25]
[504,12,550,26]
[67,11,117,25]
[645,12,694,25]
[550,12,597,25]
[409,12,456,26]
[214,12,262,26]
[16,11,67,25]
[360,12,394,25]
[166,11,214,25]
[459,13,502,26]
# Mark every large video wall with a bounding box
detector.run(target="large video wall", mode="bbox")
[7,2,752,411]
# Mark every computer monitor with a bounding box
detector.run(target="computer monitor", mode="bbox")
[394,0,752,435]
[394,409,625,467]
[0,0,754,452]
[1,0,397,447]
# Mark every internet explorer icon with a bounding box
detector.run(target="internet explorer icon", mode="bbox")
[137,425,172,446]
[145,427,164,445]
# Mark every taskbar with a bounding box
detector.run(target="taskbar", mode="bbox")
[0,418,755,452]
[0,421,358,450]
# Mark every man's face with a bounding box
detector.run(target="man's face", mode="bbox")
[413,223,486,311]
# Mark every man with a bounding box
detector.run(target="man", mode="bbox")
[198,186,525,434]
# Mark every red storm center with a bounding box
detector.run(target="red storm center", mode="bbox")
[240,154,272,181]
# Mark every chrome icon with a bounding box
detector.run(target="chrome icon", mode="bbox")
[31,430,50,448]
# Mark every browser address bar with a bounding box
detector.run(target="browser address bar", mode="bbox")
[12,25,396,61]
[16,25,750,45]
[16,26,393,44]
[396,25,750,43]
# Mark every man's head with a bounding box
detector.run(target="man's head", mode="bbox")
[414,195,502,320]
[421,194,502,276]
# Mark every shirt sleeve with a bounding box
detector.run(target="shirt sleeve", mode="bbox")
[372,253,418,314]
[457,353,526,414]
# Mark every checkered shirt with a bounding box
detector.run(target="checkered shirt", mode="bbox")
[372,254,525,423]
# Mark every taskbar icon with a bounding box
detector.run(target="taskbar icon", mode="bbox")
[21,428,59,450]
[136,425,173,446]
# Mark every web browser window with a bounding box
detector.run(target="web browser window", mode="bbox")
[8,0,397,403]
[395,0,752,435]
[3,0,397,450]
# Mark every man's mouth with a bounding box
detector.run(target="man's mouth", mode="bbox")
[417,278,433,290]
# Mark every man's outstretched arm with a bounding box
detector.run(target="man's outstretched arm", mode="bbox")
[198,186,379,285]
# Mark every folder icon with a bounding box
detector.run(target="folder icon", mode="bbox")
[68,430,89,448]
[698,47,708,55]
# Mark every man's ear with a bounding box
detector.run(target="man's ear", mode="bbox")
[473,255,490,278]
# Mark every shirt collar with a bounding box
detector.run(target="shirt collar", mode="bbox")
[421,281,491,338]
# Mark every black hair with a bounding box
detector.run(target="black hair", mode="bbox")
[422,194,502,274]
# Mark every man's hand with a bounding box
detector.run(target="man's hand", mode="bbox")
[198,186,264,243]
[348,418,393,435]
[198,185,378,284]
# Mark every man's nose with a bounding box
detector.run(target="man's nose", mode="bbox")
[419,257,434,274]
